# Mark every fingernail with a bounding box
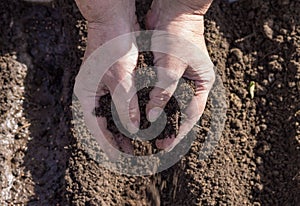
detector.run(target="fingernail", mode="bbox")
[148,107,163,122]
[126,121,139,134]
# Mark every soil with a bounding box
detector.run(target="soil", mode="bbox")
[0,0,299,205]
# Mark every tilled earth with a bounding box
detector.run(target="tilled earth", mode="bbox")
[0,0,300,205]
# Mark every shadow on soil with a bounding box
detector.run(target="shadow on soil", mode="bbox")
[0,0,83,204]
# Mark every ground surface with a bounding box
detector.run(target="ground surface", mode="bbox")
[0,0,300,205]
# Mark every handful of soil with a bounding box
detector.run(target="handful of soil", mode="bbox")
[94,51,196,150]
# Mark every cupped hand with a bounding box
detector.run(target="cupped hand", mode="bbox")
[74,0,140,160]
[146,0,215,151]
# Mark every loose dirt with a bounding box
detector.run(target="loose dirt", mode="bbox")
[0,0,299,205]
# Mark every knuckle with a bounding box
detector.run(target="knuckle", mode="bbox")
[163,70,182,81]
[116,102,138,117]
[128,107,139,118]
[195,64,215,92]
[149,90,171,107]
[156,70,182,90]
[115,109,129,121]
[127,101,139,116]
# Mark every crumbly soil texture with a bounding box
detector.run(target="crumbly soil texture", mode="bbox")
[0,0,300,205]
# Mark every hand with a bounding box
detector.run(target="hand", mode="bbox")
[74,0,140,160]
[146,0,215,151]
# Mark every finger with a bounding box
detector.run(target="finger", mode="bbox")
[112,81,140,134]
[96,90,134,156]
[103,54,140,134]
[146,54,187,122]
[156,62,215,151]
[156,92,209,151]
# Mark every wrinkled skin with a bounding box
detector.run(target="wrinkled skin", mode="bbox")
[146,0,215,151]
[74,0,215,160]
[74,0,139,160]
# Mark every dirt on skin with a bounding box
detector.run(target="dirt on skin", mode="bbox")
[0,0,299,205]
